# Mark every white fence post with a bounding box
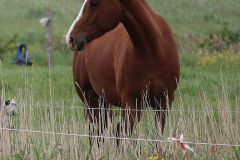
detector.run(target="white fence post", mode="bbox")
[45,10,54,67]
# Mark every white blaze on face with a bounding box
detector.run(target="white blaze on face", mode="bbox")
[65,0,88,43]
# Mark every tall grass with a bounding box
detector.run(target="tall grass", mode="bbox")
[0,0,240,159]
[0,68,239,159]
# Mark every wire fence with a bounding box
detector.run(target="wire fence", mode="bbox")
[1,3,239,155]
[20,103,240,113]
[0,127,239,147]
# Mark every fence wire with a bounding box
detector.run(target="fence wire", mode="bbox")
[0,127,239,147]
[19,103,240,113]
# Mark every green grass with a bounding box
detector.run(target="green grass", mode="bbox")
[0,0,240,159]
[1,61,240,108]
[1,63,80,106]
[1,62,239,159]
[1,0,240,66]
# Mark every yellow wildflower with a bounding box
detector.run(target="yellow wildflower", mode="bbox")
[218,53,223,58]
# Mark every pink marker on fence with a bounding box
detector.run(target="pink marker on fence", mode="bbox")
[167,134,196,156]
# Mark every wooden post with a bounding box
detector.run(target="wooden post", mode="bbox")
[45,10,54,67]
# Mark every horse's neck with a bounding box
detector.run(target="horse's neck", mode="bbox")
[120,0,161,54]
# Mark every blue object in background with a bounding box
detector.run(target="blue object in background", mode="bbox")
[12,43,32,65]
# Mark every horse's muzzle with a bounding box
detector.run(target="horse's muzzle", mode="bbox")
[66,37,85,51]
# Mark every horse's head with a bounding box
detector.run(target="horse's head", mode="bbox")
[66,0,122,51]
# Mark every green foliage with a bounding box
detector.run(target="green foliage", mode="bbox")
[1,63,79,106]
[204,14,215,22]
[86,139,94,160]
[53,32,70,55]
[176,23,240,55]
[0,34,18,59]
[27,9,45,19]
[220,23,240,43]
[180,53,199,66]
[0,0,240,66]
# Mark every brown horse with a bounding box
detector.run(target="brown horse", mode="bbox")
[66,0,180,144]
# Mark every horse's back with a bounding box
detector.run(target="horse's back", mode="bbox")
[154,13,180,86]
[154,13,180,65]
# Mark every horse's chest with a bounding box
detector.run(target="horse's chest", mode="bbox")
[85,58,121,105]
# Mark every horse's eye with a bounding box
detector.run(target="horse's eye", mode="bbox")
[90,1,99,8]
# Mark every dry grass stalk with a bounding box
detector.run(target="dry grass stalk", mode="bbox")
[0,76,239,159]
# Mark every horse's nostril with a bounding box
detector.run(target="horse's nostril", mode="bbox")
[70,37,74,43]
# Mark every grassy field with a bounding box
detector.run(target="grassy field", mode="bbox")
[1,63,239,159]
[0,0,240,159]
[1,0,240,65]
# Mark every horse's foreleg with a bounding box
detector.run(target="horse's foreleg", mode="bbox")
[155,96,167,135]
[116,99,142,146]
[154,93,174,153]
[155,92,174,134]
[87,98,112,146]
